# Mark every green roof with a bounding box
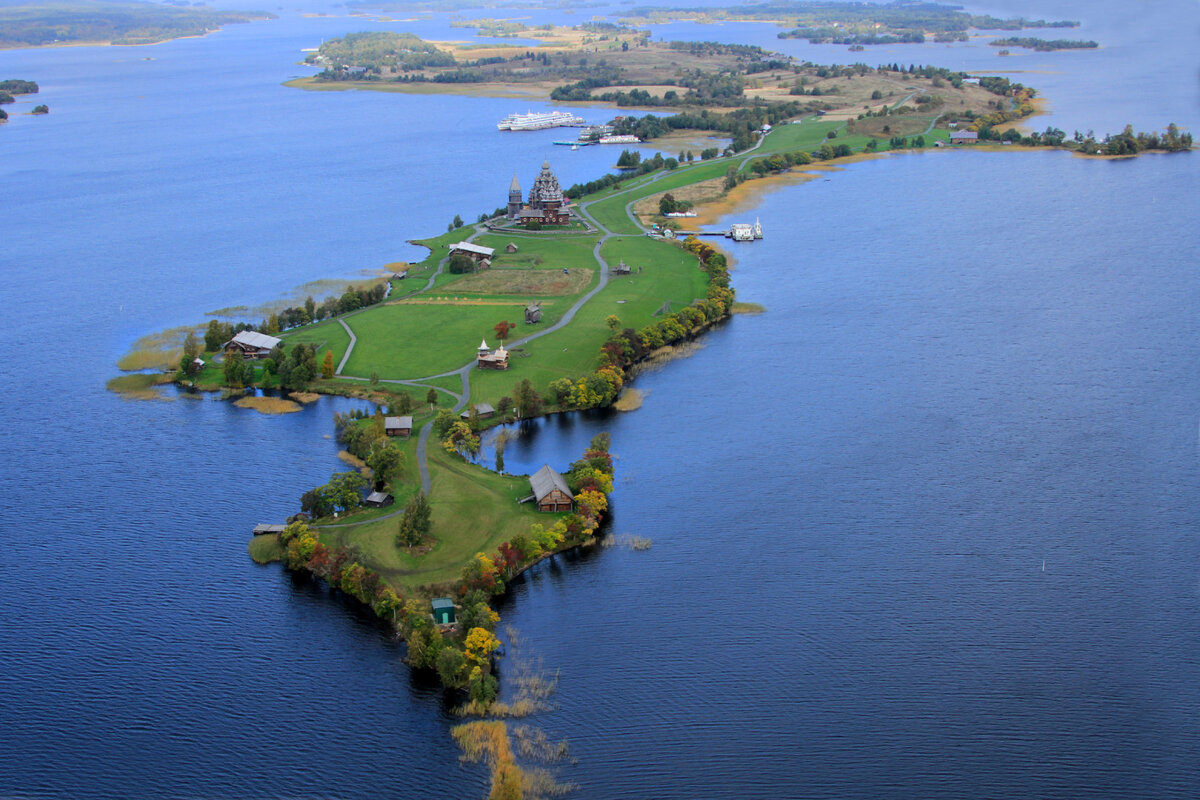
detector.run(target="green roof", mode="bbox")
[431,598,455,610]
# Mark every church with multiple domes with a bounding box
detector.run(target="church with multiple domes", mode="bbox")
[507,161,571,227]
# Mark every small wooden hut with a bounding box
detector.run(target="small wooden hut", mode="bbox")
[506,242,519,253]
[364,491,394,508]
[524,303,542,324]
[529,465,573,513]
[385,415,413,437]
[461,403,495,420]
[431,598,456,625]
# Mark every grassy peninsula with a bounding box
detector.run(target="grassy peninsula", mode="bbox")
[0,1,273,49]
[119,35,1193,795]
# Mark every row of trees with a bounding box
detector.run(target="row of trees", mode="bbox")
[200,284,388,354]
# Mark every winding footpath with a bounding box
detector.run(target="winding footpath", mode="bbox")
[323,143,758,497]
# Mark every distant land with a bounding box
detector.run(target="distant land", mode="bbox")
[0,0,274,49]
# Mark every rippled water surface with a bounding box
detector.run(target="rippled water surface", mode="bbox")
[1,1,1197,798]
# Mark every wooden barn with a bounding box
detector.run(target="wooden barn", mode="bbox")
[461,402,495,420]
[524,303,542,324]
[224,330,281,360]
[950,130,979,144]
[612,260,632,276]
[449,242,495,262]
[528,465,573,513]
[385,415,413,437]
[506,242,519,253]
[431,598,456,625]
[364,491,393,508]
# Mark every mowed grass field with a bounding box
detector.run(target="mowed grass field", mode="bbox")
[341,301,523,379]
[469,234,708,405]
[321,446,550,591]
[280,318,352,365]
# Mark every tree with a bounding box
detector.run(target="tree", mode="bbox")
[204,319,228,352]
[436,646,467,688]
[426,388,438,409]
[433,409,458,437]
[223,351,246,387]
[366,442,405,489]
[321,350,335,379]
[443,421,481,459]
[513,378,543,418]
[464,627,501,668]
[452,214,464,228]
[659,193,677,215]
[605,314,621,331]
[396,491,432,547]
[448,252,475,274]
[394,391,413,415]
[266,313,280,334]
[304,295,316,320]
[182,332,200,361]
[549,377,574,406]
[493,320,515,342]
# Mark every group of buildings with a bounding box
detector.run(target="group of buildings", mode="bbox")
[507,161,572,227]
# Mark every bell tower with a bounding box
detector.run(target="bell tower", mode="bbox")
[507,173,522,219]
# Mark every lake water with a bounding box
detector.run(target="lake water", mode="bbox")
[1,1,1197,798]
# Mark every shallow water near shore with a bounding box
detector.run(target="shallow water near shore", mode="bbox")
[1,1,1198,798]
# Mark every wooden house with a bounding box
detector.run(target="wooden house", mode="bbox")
[529,465,573,513]
[524,303,542,324]
[364,491,393,508]
[506,242,519,253]
[385,415,413,437]
[950,131,979,144]
[612,260,632,276]
[224,330,281,360]
[461,402,495,420]
[431,598,456,625]
[476,339,509,370]
[449,242,495,262]
[479,258,492,270]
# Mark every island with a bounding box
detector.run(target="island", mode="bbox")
[0,1,273,49]
[115,17,1192,795]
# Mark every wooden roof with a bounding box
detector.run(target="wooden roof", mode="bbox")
[385,415,413,428]
[450,242,495,257]
[530,465,571,503]
[227,330,281,351]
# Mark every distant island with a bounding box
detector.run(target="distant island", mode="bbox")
[605,1,1081,45]
[989,37,1099,51]
[0,0,274,49]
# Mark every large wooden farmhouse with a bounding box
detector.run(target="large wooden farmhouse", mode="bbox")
[528,465,573,513]
[449,242,495,262]
[224,330,281,360]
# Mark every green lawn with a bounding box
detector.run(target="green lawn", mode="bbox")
[468,234,707,406]
[320,446,549,592]
[280,318,352,366]
[341,301,528,380]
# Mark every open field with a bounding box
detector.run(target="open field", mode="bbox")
[280,318,352,365]
[443,268,594,296]
[321,446,550,591]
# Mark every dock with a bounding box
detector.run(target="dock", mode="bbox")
[253,523,286,536]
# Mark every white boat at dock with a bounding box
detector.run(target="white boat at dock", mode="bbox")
[497,111,586,131]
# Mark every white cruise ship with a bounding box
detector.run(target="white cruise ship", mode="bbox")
[497,111,586,131]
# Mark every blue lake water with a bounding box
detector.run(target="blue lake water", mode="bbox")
[1,1,1197,798]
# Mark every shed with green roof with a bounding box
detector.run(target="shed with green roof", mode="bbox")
[431,598,456,625]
